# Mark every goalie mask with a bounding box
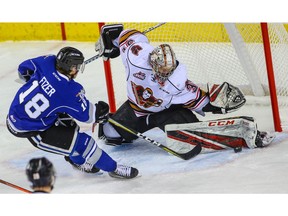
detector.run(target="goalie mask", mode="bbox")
[26,157,56,189]
[149,44,177,85]
[56,47,85,77]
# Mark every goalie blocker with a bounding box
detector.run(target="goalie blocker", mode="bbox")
[165,116,275,154]
[95,24,123,61]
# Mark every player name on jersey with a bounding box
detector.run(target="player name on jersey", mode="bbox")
[39,76,56,97]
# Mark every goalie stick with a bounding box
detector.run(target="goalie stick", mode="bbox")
[108,118,202,160]
[0,178,32,193]
[84,22,167,65]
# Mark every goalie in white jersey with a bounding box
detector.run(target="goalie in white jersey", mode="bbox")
[95,24,274,151]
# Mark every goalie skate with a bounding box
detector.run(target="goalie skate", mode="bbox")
[255,131,276,147]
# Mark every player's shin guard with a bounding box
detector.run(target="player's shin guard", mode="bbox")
[69,132,117,172]
[94,150,117,171]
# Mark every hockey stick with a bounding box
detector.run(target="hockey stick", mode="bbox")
[141,22,166,34]
[84,54,100,65]
[108,118,202,160]
[84,22,167,65]
[0,178,32,193]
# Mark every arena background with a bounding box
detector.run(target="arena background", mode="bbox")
[1,22,288,42]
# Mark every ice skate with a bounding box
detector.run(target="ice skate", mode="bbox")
[64,156,100,173]
[255,131,276,147]
[109,164,139,179]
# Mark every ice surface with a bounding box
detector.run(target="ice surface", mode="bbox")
[0,41,287,216]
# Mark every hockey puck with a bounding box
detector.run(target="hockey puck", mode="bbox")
[234,147,242,153]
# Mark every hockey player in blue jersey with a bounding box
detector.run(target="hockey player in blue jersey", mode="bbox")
[6,46,138,179]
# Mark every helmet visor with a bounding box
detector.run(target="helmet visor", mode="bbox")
[71,63,85,73]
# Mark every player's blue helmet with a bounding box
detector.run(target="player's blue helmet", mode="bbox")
[56,47,85,75]
[26,157,56,189]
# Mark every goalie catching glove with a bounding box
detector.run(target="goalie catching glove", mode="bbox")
[95,24,123,61]
[203,82,246,114]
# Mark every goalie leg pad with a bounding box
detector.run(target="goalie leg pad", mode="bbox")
[165,117,259,153]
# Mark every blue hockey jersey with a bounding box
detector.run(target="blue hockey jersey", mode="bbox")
[8,55,96,132]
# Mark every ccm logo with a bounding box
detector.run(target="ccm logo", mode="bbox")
[208,120,235,126]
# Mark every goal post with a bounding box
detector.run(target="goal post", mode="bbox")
[260,23,282,132]
[100,22,288,132]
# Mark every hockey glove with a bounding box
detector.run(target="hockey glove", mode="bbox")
[18,69,34,82]
[95,24,123,61]
[204,82,246,114]
[95,101,109,123]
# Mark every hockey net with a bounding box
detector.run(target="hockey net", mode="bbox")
[103,23,288,131]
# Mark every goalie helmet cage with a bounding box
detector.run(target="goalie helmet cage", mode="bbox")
[99,22,288,132]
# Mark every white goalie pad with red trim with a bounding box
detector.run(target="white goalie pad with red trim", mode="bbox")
[165,116,258,154]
